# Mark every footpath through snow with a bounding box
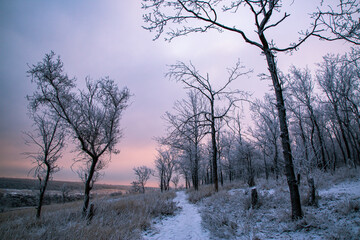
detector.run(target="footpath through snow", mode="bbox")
[143,191,210,240]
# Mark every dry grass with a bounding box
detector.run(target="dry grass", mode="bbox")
[187,180,247,204]
[0,191,176,240]
[312,167,359,189]
[187,185,214,203]
[198,168,360,239]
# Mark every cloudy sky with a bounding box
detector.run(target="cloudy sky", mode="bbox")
[0,0,351,186]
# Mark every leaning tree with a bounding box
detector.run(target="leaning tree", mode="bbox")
[28,52,131,216]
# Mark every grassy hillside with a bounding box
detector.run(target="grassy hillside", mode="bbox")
[0,190,177,240]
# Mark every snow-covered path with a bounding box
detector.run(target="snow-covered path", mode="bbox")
[143,191,210,240]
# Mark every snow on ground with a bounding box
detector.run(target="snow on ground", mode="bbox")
[199,177,360,239]
[143,191,210,240]
[319,178,360,197]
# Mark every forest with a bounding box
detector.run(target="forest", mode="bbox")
[1,0,360,239]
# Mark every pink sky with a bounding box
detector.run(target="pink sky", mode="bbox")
[0,0,352,187]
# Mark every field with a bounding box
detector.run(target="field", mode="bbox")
[0,178,131,211]
[0,178,176,239]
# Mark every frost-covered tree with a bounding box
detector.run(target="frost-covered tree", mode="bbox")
[155,148,177,191]
[161,90,208,190]
[27,52,131,215]
[171,174,180,189]
[24,113,65,218]
[250,94,281,180]
[317,51,360,167]
[315,0,360,45]
[286,67,328,171]
[167,61,247,191]
[133,166,153,193]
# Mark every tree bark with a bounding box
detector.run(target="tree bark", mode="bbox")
[263,49,302,219]
[194,144,199,190]
[82,158,97,216]
[211,101,219,192]
[36,167,50,219]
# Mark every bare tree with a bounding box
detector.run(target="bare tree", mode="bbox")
[171,174,180,189]
[167,61,247,192]
[315,0,360,45]
[250,94,281,180]
[155,148,177,191]
[175,153,192,189]
[317,52,360,167]
[286,67,328,171]
[24,113,65,218]
[27,52,131,215]
[161,90,208,190]
[217,130,236,182]
[133,166,153,193]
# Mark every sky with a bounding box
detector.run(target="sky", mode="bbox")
[0,0,352,187]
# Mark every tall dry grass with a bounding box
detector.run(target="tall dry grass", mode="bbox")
[0,191,176,240]
[187,180,246,203]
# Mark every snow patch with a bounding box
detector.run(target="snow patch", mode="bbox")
[319,178,360,197]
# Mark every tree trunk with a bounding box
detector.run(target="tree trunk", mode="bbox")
[298,115,309,169]
[211,101,219,192]
[263,149,269,180]
[264,49,303,219]
[251,187,258,209]
[142,183,146,194]
[194,145,199,190]
[82,158,97,216]
[36,167,50,219]
[160,169,164,192]
[307,178,317,206]
[273,143,279,180]
[334,104,352,165]
[313,117,327,171]
[212,126,218,191]
[206,169,210,184]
